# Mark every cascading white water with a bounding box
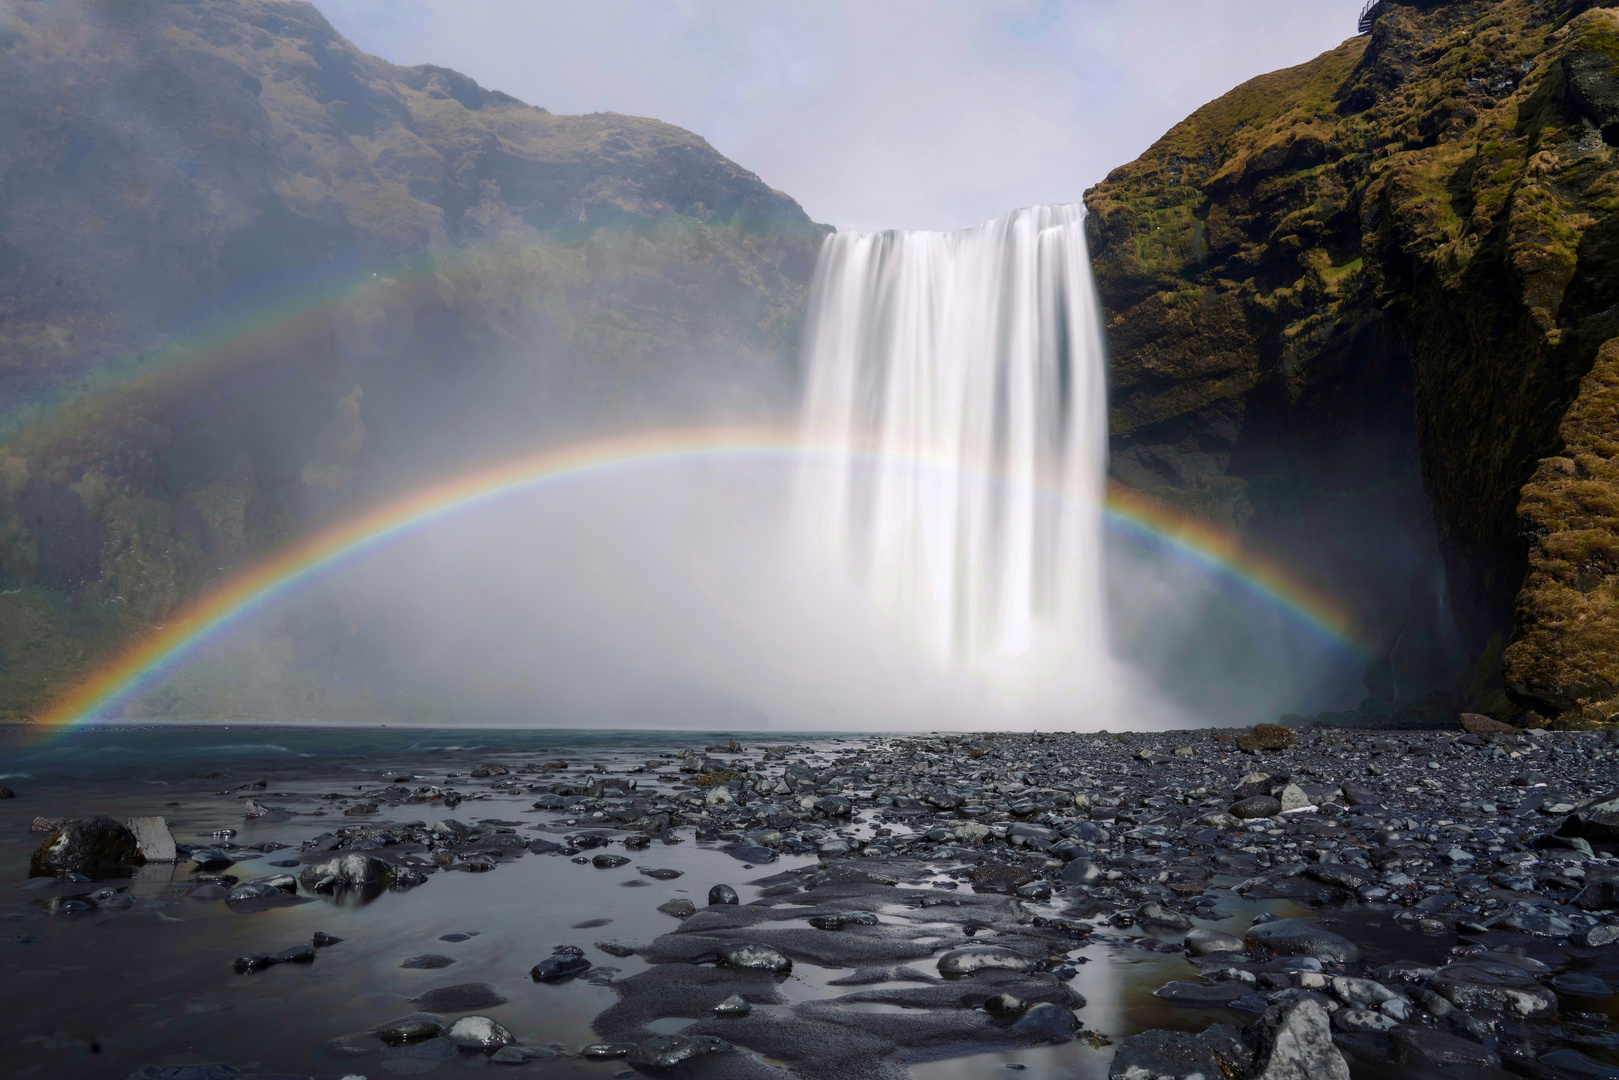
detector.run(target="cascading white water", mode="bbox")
[794,204,1109,691]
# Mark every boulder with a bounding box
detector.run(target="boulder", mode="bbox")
[445,1015,514,1049]
[1009,1002,1078,1040]
[299,854,393,891]
[969,862,1037,892]
[1244,918,1360,964]
[937,945,1035,976]
[126,817,176,862]
[718,943,792,973]
[1136,903,1192,932]
[30,816,143,876]
[1230,796,1282,819]
[1459,713,1516,734]
[1250,999,1350,1080]
[1184,928,1245,955]
[627,1034,731,1069]
[1561,789,1619,844]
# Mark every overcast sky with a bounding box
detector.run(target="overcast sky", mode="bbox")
[312,0,1368,233]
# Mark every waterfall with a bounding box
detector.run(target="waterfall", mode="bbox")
[794,204,1109,688]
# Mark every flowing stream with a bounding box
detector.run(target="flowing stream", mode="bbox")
[795,205,1109,689]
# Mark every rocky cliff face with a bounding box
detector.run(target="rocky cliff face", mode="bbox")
[0,0,825,720]
[1086,0,1619,724]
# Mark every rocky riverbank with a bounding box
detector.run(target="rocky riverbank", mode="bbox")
[8,723,1619,1079]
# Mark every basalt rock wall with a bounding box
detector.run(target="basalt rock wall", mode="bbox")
[1087,0,1619,724]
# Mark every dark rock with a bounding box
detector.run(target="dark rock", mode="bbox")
[808,911,880,930]
[984,993,1027,1016]
[657,899,697,919]
[1136,902,1192,932]
[728,844,777,863]
[412,983,508,1011]
[1230,796,1282,819]
[937,946,1035,976]
[312,931,341,947]
[1244,918,1360,964]
[708,884,740,906]
[1107,1024,1249,1080]
[718,943,791,972]
[1009,1002,1077,1040]
[29,817,143,876]
[970,862,1037,892]
[530,953,591,982]
[1060,858,1103,885]
[1391,1026,1501,1070]
[640,868,683,879]
[1184,928,1245,955]
[1553,973,1614,998]
[627,1034,732,1069]
[401,954,456,969]
[592,853,630,869]
[1539,1048,1619,1079]
[445,1015,513,1049]
[299,854,393,891]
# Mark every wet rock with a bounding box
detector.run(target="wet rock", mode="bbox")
[29,816,65,834]
[1231,796,1282,819]
[1154,981,1253,1007]
[401,954,456,969]
[1136,903,1192,932]
[445,1015,513,1049]
[1250,999,1349,1080]
[470,763,509,777]
[714,993,752,1016]
[808,911,879,930]
[1184,928,1245,955]
[1539,1048,1619,1078]
[708,884,740,906]
[1244,918,1361,964]
[719,943,792,973]
[1333,1009,1398,1033]
[937,946,1035,976]
[29,816,143,876]
[627,1034,732,1068]
[970,863,1037,892]
[374,1013,446,1043]
[1433,963,1557,1016]
[591,853,630,869]
[530,951,592,982]
[1562,790,1619,843]
[299,854,393,891]
[1108,1024,1249,1080]
[729,843,777,863]
[490,1046,562,1063]
[1010,1002,1077,1040]
[1574,877,1619,911]
[126,817,177,862]
[657,899,696,919]
[1060,859,1104,885]
[343,803,378,817]
[226,874,296,902]
[1391,1026,1501,1070]
[412,983,508,1011]
[312,931,341,947]
[640,867,682,880]
[984,993,1027,1016]
[581,1043,636,1059]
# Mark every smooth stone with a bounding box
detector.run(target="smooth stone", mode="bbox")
[1184,928,1245,955]
[401,954,456,969]
[1539,1048,1619,1079]
[1230,796,1282,819]
[714,994,752,1016]
[374,1013,446,1043]
[627,1034,732,1068]
[984,993,1027,1016]
[490,1046,561,1063]
[729,844,777,863]
[808,911,879,930]
[530,953,591,982]
[708,884,739,906]
[592,853,630,869]
[1244,918,1361,964]
[1553,972,1614,998]
[1153,981,1251,1007]
[445,1015,514,1049]
[937,946,1035,976]
[657,899,697,919]
[1137,902,1192,932]
[29,816,143,876]
[640,868,682,880]
[1009,1002,1077,1040]
[412,983,508,1011]
[719,943,791,973]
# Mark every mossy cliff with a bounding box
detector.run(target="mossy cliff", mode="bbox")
[0,0,825,721]
[1086,0,1619,722]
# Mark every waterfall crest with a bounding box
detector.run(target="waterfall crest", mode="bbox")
[794,204,1109,688]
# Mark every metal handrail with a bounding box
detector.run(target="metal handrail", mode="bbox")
[1358,0,1382,34]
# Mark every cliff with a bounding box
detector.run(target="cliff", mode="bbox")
[1086,0,1619,725]
[0,0,825,720]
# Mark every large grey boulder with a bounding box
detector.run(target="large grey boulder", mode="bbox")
[1250,999,1350,1080]
[126,817,176,862]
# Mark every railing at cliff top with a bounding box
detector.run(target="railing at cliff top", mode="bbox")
[1358,0,1384,34]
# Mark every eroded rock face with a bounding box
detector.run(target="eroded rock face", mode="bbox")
[1086,0,1619,721]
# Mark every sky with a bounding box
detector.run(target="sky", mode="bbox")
[311,0,1370,233]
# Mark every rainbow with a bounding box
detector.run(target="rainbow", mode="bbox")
[26,424,1368,732]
